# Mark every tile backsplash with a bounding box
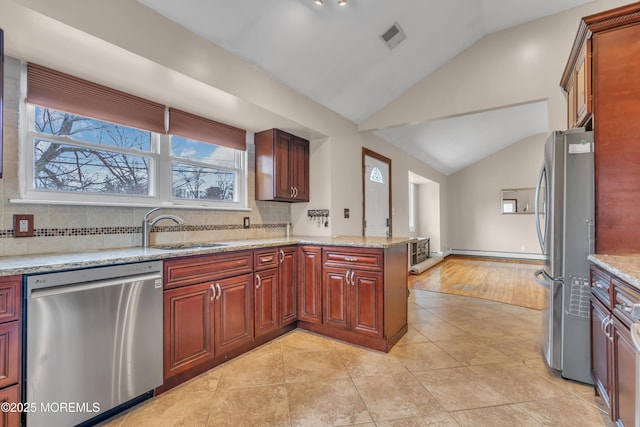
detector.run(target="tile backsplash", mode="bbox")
[1,57,290,257]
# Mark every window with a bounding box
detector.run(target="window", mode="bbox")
[19,64,248,210]
[22,105,247,209]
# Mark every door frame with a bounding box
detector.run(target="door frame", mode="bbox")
[362,148,392,237]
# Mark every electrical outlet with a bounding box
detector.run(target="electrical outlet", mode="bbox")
[14,214,35,238]
[243,217,250,229]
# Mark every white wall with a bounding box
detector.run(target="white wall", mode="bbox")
[418,182,441,253]
[446,133,546,254]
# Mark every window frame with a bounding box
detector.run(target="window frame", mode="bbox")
[17,94,249,211]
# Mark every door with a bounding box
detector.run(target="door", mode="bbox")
[298,246,322,324]
[254,269,278,338]
[279,247,297,326]
[164,283,215,379]
[291,137,309,201]
[363,148,392,237]
[612,316,637,427]
[274,130,292,199]
[323,268,350,330]
[351,270,383,338]
[214,273,254,354]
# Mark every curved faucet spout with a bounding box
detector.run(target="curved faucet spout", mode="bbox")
[142,208,185,248]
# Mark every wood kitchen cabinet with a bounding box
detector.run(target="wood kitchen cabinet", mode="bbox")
[298,246,322,324]
[162,251,254,388]
[278,246,297,326]
[0,276,20,427]
[254,128,309,202]
[590,264,639,426]
[565,3,640,253]
[254,248,279,338]
[561,38,591,129]
[299,245,408,352]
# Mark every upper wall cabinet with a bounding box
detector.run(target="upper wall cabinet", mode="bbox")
[255,129,309,203]
[561,30,591,129]
[566,5,640,252]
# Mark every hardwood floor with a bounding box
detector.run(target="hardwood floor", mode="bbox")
[409,255,545,310]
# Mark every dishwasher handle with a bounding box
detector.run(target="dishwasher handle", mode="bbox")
[30,272,162,299]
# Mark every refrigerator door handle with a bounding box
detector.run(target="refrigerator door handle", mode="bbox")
[534,269,551,289]
[534,164,547,252]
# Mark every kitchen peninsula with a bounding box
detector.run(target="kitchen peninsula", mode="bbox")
[2,235,410,396]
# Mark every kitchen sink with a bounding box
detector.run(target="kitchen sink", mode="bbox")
[152,242,228,250]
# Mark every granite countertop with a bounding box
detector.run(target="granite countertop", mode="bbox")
[588,254,640,288]
[0,235,411,277]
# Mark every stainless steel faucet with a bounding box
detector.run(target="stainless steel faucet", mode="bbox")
[142,208,185,248]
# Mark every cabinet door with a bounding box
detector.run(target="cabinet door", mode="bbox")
[254,269,279,338]
[279,247,297,326]
[591,295,612,409]
[274,131,293,200]
[298,246,322,324]
[612,316,637,427]
[291,136,309,201]
[0,276,20,323]
[0,383,20,427]
[351,271,383,338]
[215,273,254,354]
[323,267,350,330]
[164,283,215,380]
[0,322,19,391]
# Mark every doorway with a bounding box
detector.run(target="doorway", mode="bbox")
[362,148,392,237]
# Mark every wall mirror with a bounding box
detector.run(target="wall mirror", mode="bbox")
[501,188,535,214]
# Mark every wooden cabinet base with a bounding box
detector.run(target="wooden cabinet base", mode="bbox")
[156,323,295,394]
[298,321,408,352]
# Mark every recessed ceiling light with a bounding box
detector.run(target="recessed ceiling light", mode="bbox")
[338,0,347,5]
[314,0,324,4]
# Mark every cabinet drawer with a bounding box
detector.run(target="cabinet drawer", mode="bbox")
[254,249,279,271]
[164,251,253,289]
[590,265,611,308]
[323,248,382,271]
[612,277,640,327]
[0,277,21,324]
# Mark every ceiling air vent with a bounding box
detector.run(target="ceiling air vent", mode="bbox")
[379,22,406,50]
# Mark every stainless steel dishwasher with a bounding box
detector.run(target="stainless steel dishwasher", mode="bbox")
[25,261,163,427]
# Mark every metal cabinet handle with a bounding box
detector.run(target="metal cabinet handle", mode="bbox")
[215,283,221,300]
[346,270,351,285]
[350,271,355,286]
[631,323,640,353]
[256,274,262,289]
[595,281,604,289]
[260,255,274,263]
[279,249,285,264]
[290,187,295,198]
[210,284,215,301]
[617,303,633,314]
[293,187,298,198]
[345,257,358,262]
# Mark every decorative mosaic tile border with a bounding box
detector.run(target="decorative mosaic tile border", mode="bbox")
[1,223,286,239]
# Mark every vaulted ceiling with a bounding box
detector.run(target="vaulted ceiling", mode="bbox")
[137,0,592,174]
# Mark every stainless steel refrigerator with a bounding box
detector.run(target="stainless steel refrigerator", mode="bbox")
[534,128,594,384]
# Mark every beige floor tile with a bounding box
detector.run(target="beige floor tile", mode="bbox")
[119,390,213,427]
[478,333,541,360]
[217,351,285,389]
[287,379,372,426]
[518,395,615,427]
[468,363,570,402]
[284,350,350,383]
[433,339,512,366]
[388,342,462,372]
[395,327,431,345]
[374,412,460,426]
[413,367,512,411]
[414,321,473,342]
[339,347,408,377]
[352,373,443,421]
[280,330,339,353]
[449,317,519,338]
[408,308,444,323]
[451,404,543,426]
[424,305,499,322]
[208,385,290,427]
[177,366,222,393]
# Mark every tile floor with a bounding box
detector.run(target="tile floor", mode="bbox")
[102,290,615,427]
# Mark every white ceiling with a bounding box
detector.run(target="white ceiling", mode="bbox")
[137,0,592,174]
